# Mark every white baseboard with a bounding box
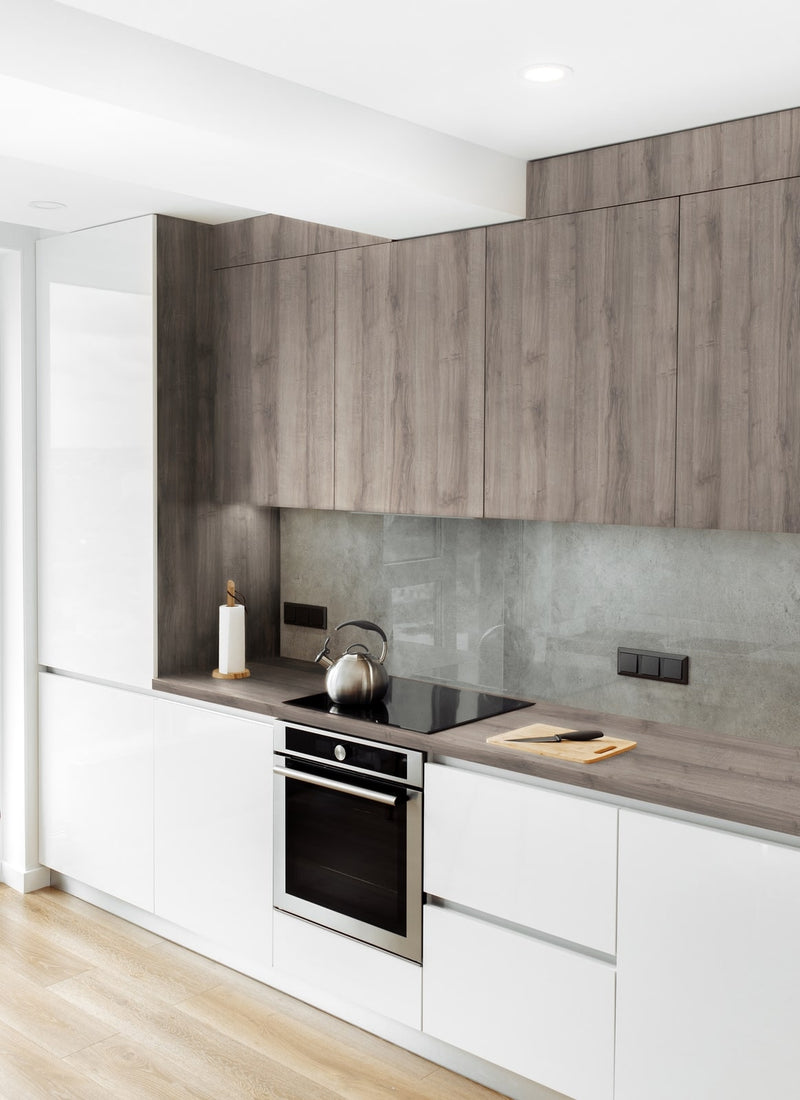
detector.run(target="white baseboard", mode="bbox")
[1,863,52,893]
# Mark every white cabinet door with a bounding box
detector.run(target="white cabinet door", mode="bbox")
[423,906,615,1100]
[154,700,273,965]
[37,216,155,688]
[616,810,800,1100]
[39,672,154,910]
[424,764,618,954]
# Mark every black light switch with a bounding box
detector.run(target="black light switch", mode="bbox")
[639,653,660,678]
[660,656,689,683]
[617,649,638,675]
[617,647,689,685]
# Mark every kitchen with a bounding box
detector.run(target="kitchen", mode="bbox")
[3,2,800,1098]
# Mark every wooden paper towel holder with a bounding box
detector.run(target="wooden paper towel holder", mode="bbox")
[212,580,251,680]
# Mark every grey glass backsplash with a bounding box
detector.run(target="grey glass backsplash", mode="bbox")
[280,510,800,745]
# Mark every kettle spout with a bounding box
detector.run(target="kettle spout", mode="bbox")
[314,638,334,670]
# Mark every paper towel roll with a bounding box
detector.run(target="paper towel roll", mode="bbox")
[219,603,246,675]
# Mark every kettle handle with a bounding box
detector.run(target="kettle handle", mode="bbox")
[335,620,388,665]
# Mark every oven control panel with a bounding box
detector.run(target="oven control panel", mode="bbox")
[275,721,424,787]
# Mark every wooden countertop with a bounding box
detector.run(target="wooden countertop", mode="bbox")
[153,659,800,839]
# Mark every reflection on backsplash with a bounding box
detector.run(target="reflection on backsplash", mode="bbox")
[280,510,800,746]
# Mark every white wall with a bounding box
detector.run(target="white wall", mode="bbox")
[0,221,49,891]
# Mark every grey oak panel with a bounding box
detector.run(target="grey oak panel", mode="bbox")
[213,213,386,270]
[677,179,800,532]
[485,200,678,526]
[156,216,215,508]
[156,659,800,840]
[156,216,215,675]
[157,217,280,675]
[216,252,335,510]
[528,106,800,218]
[335,229,486,517]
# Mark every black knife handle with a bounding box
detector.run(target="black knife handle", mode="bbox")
[560,730,604,741]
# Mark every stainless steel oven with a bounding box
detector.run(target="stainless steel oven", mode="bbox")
[273,720,424,963]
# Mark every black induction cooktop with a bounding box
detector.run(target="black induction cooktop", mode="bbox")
[284,677,533,734]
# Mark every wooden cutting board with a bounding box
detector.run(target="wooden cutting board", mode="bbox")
[487,723,636,764]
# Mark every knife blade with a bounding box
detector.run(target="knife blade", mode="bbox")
[513,729,604,744]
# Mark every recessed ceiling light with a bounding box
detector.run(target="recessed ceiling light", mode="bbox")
[523,63,573,84]
[28,200,67,211]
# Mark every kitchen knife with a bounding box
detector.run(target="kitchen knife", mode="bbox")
[513,729,604,743]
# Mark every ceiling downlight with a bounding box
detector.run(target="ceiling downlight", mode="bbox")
[523,63,573,84]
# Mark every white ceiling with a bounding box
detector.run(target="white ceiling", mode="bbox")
[2,0,800,238]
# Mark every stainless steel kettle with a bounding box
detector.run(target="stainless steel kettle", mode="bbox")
[314,619,389,705]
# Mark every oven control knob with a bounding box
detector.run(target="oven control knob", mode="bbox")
[334,744,347,762]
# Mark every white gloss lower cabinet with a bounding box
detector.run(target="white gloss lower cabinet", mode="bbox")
[39,672,154,911]
[616,811,800,1100]
[424,763,618,954]
[153,700,273,965]
[423,906,615,1100]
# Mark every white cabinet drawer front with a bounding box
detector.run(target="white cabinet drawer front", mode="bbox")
[273,912,422,1030]
[154,700,273,964]
[424,764,617,953]
[39,673,154,911]
[616,810,800,1100]
[423,906,614,1100]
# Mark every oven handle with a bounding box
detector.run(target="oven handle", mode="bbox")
[273,764,400,806]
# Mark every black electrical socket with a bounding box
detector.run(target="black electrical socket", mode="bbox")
[284,602,327,629]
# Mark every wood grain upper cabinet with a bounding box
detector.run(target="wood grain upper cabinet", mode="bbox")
[677,179,800,532]
[485,200,679,525]
[334,230,485,517]
[216,252,334,509]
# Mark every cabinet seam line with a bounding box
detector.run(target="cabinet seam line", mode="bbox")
[674,196,682,526]
[482,227,488,520]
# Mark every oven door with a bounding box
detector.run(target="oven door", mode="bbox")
[273,753,422,963]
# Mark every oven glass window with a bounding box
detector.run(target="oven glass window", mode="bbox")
[283,762,408,936]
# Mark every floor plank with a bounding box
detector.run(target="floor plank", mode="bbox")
[0,909,91,987]
[178,983,503,1100]
[211,965,441,1083]
[0,958,115,1058]
[0,886,162,948]
[0,1019,110,1100]
[53,968,347,1100]
[65,1034,222,1100]
[0,890,217,1005]
[0,886,508,1099]
[178,983,431,1100]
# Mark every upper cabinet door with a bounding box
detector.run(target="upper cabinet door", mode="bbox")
[37,216,156,687]
[485,200,679,525]
[216,252,335,509]
[677,179,800,532]
[334,229,486,517]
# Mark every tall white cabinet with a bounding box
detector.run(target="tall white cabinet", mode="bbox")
[37,216,156,688]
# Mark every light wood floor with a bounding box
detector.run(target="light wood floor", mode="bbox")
[0,885,505,1099]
